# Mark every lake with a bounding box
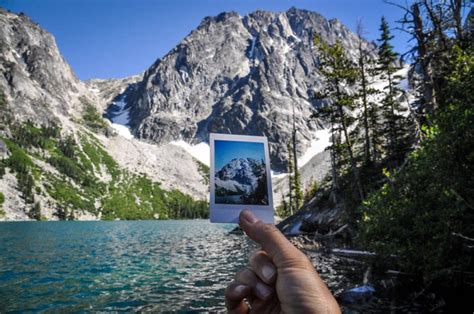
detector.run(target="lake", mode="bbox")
[0,220,253,312]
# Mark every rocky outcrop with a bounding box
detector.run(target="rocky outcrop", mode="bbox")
[0,9,209,220]
[0,8,96,124]
[86,74,142,111]
[126,7,377,171]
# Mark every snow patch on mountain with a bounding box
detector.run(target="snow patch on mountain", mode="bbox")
[170,140,210,166]
[107,96,134,139]
[298,129,331,167]
[215,177,248,193]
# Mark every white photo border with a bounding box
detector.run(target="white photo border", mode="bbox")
[209,133,274,224]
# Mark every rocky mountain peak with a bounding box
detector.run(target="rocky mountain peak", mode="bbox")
[200,11,241,27]
[0,8,94,125]
[123,7,376,171]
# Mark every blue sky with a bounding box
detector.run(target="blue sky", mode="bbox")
[215,140,265,170]
[2,0,412,80]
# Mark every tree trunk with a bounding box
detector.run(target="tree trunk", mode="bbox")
[413,3,438,115]
[335,84,364,201]
[330,115,339,204]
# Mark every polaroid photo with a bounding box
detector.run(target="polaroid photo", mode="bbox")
[209,133,274,224]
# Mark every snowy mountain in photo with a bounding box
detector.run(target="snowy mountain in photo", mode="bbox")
[215,158,268,205]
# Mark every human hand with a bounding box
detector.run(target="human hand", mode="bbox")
[225,210,341,313]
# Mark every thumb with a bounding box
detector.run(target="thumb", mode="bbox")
[239,209,304,269]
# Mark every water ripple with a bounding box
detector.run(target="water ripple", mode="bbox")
[0,220,254,312]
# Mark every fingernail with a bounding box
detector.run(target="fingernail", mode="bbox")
[262,264,276,282]
[240,210,259,224]
[234,284,247,295]
[255,282,272,300]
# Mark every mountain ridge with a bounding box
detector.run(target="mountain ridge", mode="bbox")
[122,6,377,170]
[0,6,378,220]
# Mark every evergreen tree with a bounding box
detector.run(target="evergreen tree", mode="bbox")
[286,141,294,215]
[293,166,303,210]
[376,17,410,167]
[58,135,76,159]
[277,193,291,219]
[304,180,319,203]
[29,202,42,220]
[312,34,364,202]
[285,134,304,214]
[355,21,382,165]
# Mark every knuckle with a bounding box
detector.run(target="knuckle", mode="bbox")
[236,267,254,280]
[249,250,265,265]
[261,223,277,234]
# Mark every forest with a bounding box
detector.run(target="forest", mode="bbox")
[279,0,473,308]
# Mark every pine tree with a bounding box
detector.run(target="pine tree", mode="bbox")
[356,21,372,165]
[313,34,364,202]
[304,180,319,202]
[278,193,291,219]
[355,21,382,165]
[293,166,303,210]
[376,17,409,167]
[286,141,294,215]
[29,202,42,220]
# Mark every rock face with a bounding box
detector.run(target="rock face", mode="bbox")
[0,9,209,221]
[216,158,265,191]
[126,7,377,170]
[0,8,95,124]
[215,157,268,205]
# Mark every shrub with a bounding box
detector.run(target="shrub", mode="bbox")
[82,103,107,131]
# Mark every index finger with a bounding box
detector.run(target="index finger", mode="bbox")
[239,210,307,269]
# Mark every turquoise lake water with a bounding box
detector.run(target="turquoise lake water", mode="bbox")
[0,220,253,312]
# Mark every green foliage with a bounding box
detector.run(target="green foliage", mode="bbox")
[28,202,42,220]
[286,141,294,215]
[46,175,94,211]
[312,33,364,205]
[48,155,85,182]
[10,121,59,150]
[293,167,303,209]
[3,122,209,221]
[0,191,4,217]
[283,136,304,214]
[376,17,411,166]
[165,189,208,219]
[82,102,107,131]
[54,205,71,221]
[2,138,36,203]
[101,174,208,220]
[0,88,10,131]
[276,193,291,219]
[57,135,76,158]
[196,161,210,185]
[360,46,474,287]
[355,22,382,165]
[0,88,6,109]
[0,159,5,179]
[304,180,319,203]
[80,135,119,178]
